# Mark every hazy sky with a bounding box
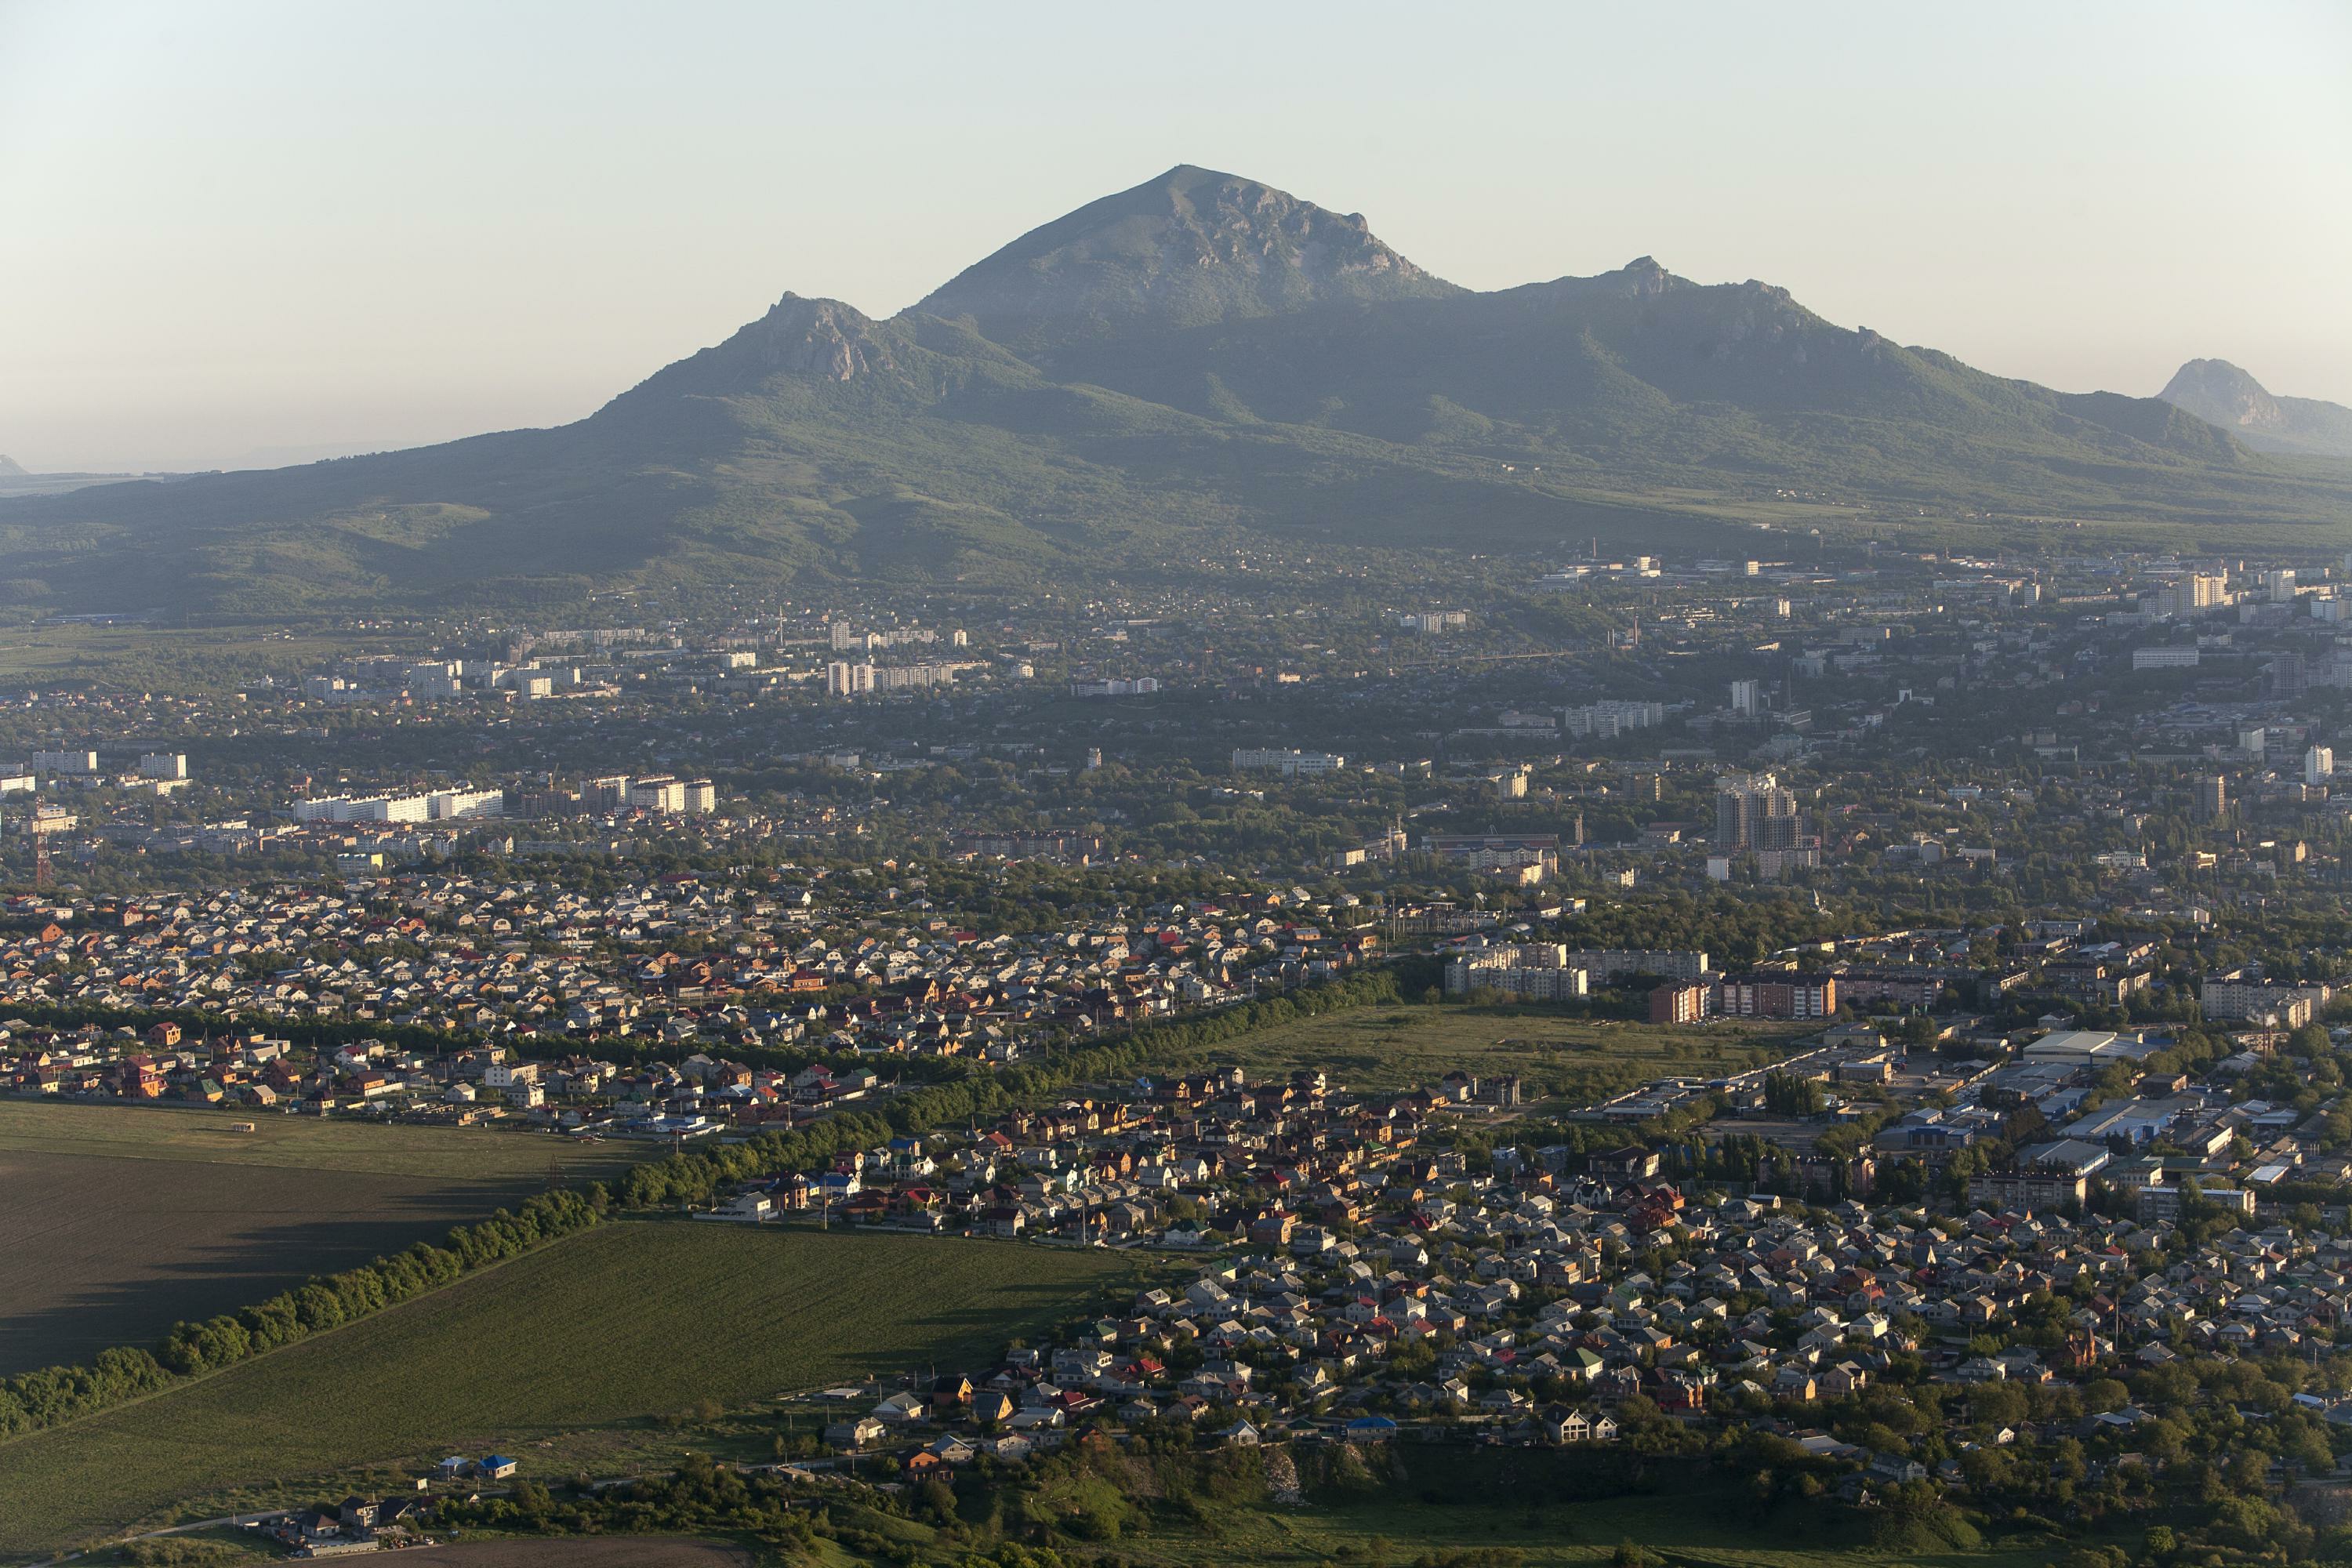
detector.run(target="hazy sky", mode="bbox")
[3,1,2347,473]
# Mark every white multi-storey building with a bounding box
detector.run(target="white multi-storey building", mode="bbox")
[294,793,433,824]
[629,776,688,813]
[1445,944,1590,1001]
[1397,610,1469,633]
[295,789,499,824]
[427,789,505,820]
[1563,700,1664,739]
[1232,748,1345,776]
[1567,949,1713,983]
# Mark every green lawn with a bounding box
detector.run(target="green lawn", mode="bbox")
[0,1221,1153,1560]
[1181,1003,1805,1101]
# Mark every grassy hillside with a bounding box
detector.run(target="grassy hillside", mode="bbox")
[0,1221,1152,1559]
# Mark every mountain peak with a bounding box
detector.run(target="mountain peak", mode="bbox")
[0,454,25,477]
[2159,358,2352,459]
[2160,358,2278,430]
[598,291,900,413]
[739,293,889,381]
[1613,256,1678,297]
[913,165,1459,345]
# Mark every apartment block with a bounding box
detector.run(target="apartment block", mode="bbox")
[1715,974,1838,1019]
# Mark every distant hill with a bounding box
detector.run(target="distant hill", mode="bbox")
[0,458,173,503]
[2158,359,2352,459]
[4,164,2348,615]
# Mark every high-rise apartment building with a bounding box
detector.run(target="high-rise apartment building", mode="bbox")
[628,775,688,813]
[2195,775,2228,819]
[1715,771,1799,850]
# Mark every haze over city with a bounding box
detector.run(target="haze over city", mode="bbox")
[2,0,2348,472]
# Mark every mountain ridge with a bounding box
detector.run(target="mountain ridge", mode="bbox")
[3,165,2347,615]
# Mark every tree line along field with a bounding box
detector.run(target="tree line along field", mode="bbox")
[951,1435,2071,1568]
[0,1221,1155,1559]
[1139,1484,2063,1568]
[0,1101,637,1376]
[1184,1004,1806,1099]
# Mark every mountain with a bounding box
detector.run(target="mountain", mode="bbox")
[916,165,1459,347]
[0,456,25,477]
[2158,359,2352,460]
[1029,250,2245,466]
[3,165,2347,616]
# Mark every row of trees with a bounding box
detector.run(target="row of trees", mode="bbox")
[0,1186,604,1439]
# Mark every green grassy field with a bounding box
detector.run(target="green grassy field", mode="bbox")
[0,1221,1153,1559]
[0,620,415,693]
[0,1098,634,1181]
[0,1100,641,1375]
[1183,1004,1805,1100]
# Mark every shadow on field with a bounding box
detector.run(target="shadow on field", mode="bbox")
[0,1167,552,1377]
